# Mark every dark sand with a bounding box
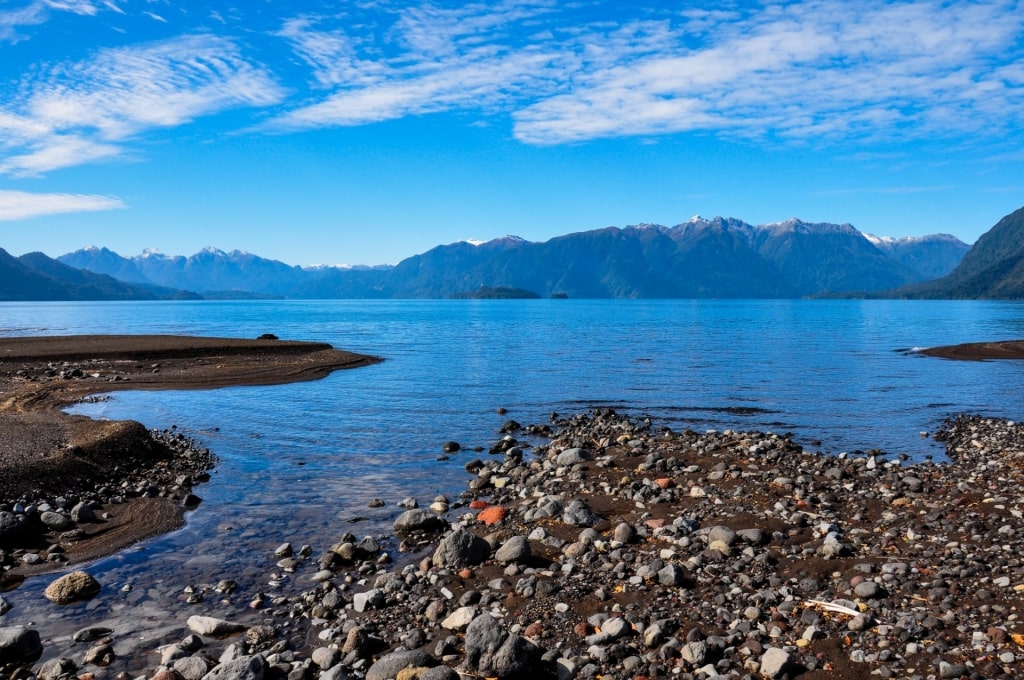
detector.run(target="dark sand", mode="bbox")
[0,335,379,574]
[921,339,1024,361]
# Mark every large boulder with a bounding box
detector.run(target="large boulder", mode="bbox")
[0,511,27,542]
[44,571,101,605]
[393,509,448,534]
[463,614,506,672]
[432,529,491,569]
[0,626,43,665]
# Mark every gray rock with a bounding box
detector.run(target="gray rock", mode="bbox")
[393,509,448,534]
[0,626,43,665]
[39,511,71,531]
[681,641,708,665]
[420,667,459,680]
[365,649,434,680]
[187,616,246,637]
[320,664,350,680]
[0,511,26,540]
[464,613,507,672]
[759,647,791,679]
[70,502,97,523]
[562,499,599,527]
[0,595,10,617]
[736,528,768,545]
[353,589,384,613]
[707,525,737,546]
[82,642,115,665]
[556,658,577,680]
[492,634,541,678]
[556,448,587,465]
[173,656,211,680]
[35,656,77,680]
[848,613,874,632]
[494,536,531,564]
[853,581,883,599]
[613,522,637,544]
[601,617,631,639]
[72,626,112,642]
[311,647,341,669]
[432,529,491,568]
[658,564,688,587]
[200,655,265,680]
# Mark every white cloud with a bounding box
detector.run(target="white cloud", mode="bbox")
[514,0,1024,145]
[0,2,46,43]
[0,34,286,175]
[0,190,125,221]
[4,0,1023,176]
[265,0,1024,149]
[41,0,100,15]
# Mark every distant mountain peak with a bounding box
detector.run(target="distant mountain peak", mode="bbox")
[464,235,528,247]
[198,246,227,256]
[140,248,165,258]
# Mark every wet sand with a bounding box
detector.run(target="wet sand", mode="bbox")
[0,335,380,574]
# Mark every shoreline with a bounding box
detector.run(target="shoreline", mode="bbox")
[0,334,380,576]
[920,339,1024,361]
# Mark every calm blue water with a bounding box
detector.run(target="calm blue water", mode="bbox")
[1,299,1023,659]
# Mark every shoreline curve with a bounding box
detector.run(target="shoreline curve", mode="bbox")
[0,334,381,577]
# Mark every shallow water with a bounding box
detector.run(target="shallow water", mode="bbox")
[1,298,1023,662]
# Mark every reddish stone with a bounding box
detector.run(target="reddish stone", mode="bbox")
[573,622,593,637]
[458,568,474,579]
[524,622,543,638]
[654,478,674,489]
[477,506,507,525]
[644,518,666,529]
[468,499,490,510]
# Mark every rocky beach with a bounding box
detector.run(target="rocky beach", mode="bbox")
[2,338,1024,680]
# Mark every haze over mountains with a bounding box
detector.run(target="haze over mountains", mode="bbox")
[8,209,1023,300]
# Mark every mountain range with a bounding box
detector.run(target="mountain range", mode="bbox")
[0,248,199,301]
[48,216,971,300]
[10,209,1024,300]
[892,206,1024,299]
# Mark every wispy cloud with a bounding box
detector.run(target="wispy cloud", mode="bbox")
[0,2,47,43]
[514,1,1024,144]
[268,1,575,130]
[0,189,125,220]
[0,34,285,175]
[266,0,1024,149]
[4,0,1023,178]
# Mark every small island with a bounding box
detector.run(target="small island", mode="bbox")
[450,286,542,299]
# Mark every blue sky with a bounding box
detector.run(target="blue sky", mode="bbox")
[1,0,1022,266]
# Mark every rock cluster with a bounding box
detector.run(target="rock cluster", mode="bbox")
[0,427,214,574]
[5,411,1024,680]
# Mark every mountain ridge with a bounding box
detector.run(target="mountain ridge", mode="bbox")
[54,216,971,299]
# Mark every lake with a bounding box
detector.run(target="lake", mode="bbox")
[1,298,1023,660]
